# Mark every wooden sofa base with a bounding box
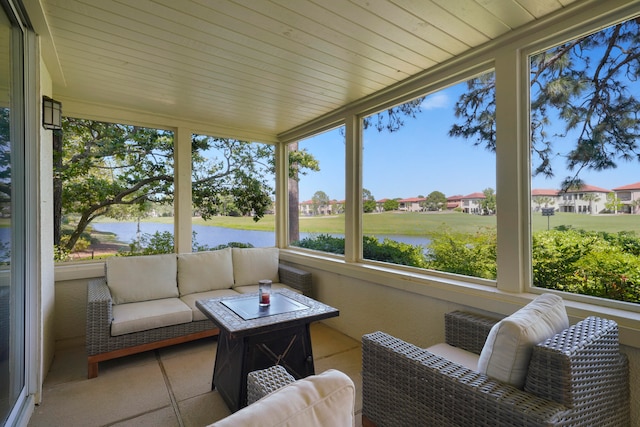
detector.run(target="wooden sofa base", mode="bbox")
[87,328,219,379]
[362,415,376,427]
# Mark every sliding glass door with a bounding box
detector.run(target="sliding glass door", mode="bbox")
[0,1,26,424]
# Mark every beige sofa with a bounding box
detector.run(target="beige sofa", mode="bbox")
[86,247,311,378]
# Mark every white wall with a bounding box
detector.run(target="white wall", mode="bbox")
[38,58,55,402]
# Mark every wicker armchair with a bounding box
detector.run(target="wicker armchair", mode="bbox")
[362,311,630,427]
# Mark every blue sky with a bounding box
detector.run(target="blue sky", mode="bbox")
[297,81,639,202]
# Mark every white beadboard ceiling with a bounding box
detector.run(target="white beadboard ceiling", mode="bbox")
[34,0,579,140]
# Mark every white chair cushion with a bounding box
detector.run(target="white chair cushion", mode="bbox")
[180,289,241,321]
[232,247,280,287]
[111,298,192,336]
[106,254,178,304]
[477,293,569,388]
[210,369,355,427]
[177,248,234,295]
[427,343,479,371]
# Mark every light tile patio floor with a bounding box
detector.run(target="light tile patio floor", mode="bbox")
[28,323,362,427]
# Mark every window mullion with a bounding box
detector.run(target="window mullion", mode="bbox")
[344,114,362,263]
[495,49,528,293]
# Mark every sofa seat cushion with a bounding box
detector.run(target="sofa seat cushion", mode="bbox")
[210,369,355,427]
[177,248,234,296]
[234,283,302,295]
[111,298,192,336]
[427,343,479,371]
[180,289,241,321]
[477,293,569,388]
[107,254,178,304]
[232,247,279,288]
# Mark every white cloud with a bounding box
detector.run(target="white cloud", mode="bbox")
[420,92,449,110]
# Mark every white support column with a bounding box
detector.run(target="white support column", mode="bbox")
[344,113,362,263]
[275,142,288,248]
[495,48,530,293]
[174,127,193,254]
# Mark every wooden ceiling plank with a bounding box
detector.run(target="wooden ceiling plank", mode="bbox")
[472,0,534,28]
[348,0,470,55]
[390,0,492,46]
[49,0,397,93]
[46,9,384,104]
[208,0,431,74]
[431,0,515,38]
[53,30,348,107]
[515,0,566,18]
[151,0,410,84]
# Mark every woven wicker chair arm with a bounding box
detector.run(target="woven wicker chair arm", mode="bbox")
[535,316,618,354]
[444,310,501,354]
[362,331,568,426]
[278,263,312,295]
[87,278,113,329]
[525,316,625,409]
[88,278,111,303]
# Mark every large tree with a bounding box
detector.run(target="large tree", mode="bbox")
[480,187,496,215]
[311,190,330,215]
[57,119,276,251]
[449,19,640,190]
[424,191,447,211]
[363,188,377,213]
[287,143,320,241]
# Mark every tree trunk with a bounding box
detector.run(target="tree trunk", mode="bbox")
[65,212,92,251]
[288,142,300,242]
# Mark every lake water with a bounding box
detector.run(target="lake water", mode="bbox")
[90,221,431,249]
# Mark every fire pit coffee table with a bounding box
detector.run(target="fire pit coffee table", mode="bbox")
[196,289,339,412]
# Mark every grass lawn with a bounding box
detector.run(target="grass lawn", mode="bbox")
[139,211,640,236]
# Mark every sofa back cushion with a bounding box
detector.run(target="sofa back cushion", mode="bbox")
[232,247,279,287]
[210,369,355,427]
[477,293,569,389]
[177,248,234,295]
[106,254,178,304]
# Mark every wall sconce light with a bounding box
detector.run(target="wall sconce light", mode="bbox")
[42,96,62,130]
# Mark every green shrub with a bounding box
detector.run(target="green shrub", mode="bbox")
[120,231,253,256]
[208,241,254,250]
[533,229,640,302]
[292,234,428,267]
[426,226,497,279]
[363,236,428,268]
[292,234,345,254]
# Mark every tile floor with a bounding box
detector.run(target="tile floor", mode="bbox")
[28,323,363,427]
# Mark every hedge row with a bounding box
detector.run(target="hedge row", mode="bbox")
[293,228,640,304]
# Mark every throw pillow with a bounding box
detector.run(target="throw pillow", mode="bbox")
[177,248,234,295]
[232,247,280,287]
[211,369,355,427]
[106,253,178,304]
[477,293,569,388]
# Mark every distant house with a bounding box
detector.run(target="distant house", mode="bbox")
[612,182,640,214]
[558,184,609,214]
[299,200,314,216]
[331,200,346,215]
[446,194,463,210]
[461,192,485,214]
[531,189,559,212]
[398,197,425,212]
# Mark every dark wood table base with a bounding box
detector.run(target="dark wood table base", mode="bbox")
[212,323,315,411]
[196,290,339,413]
